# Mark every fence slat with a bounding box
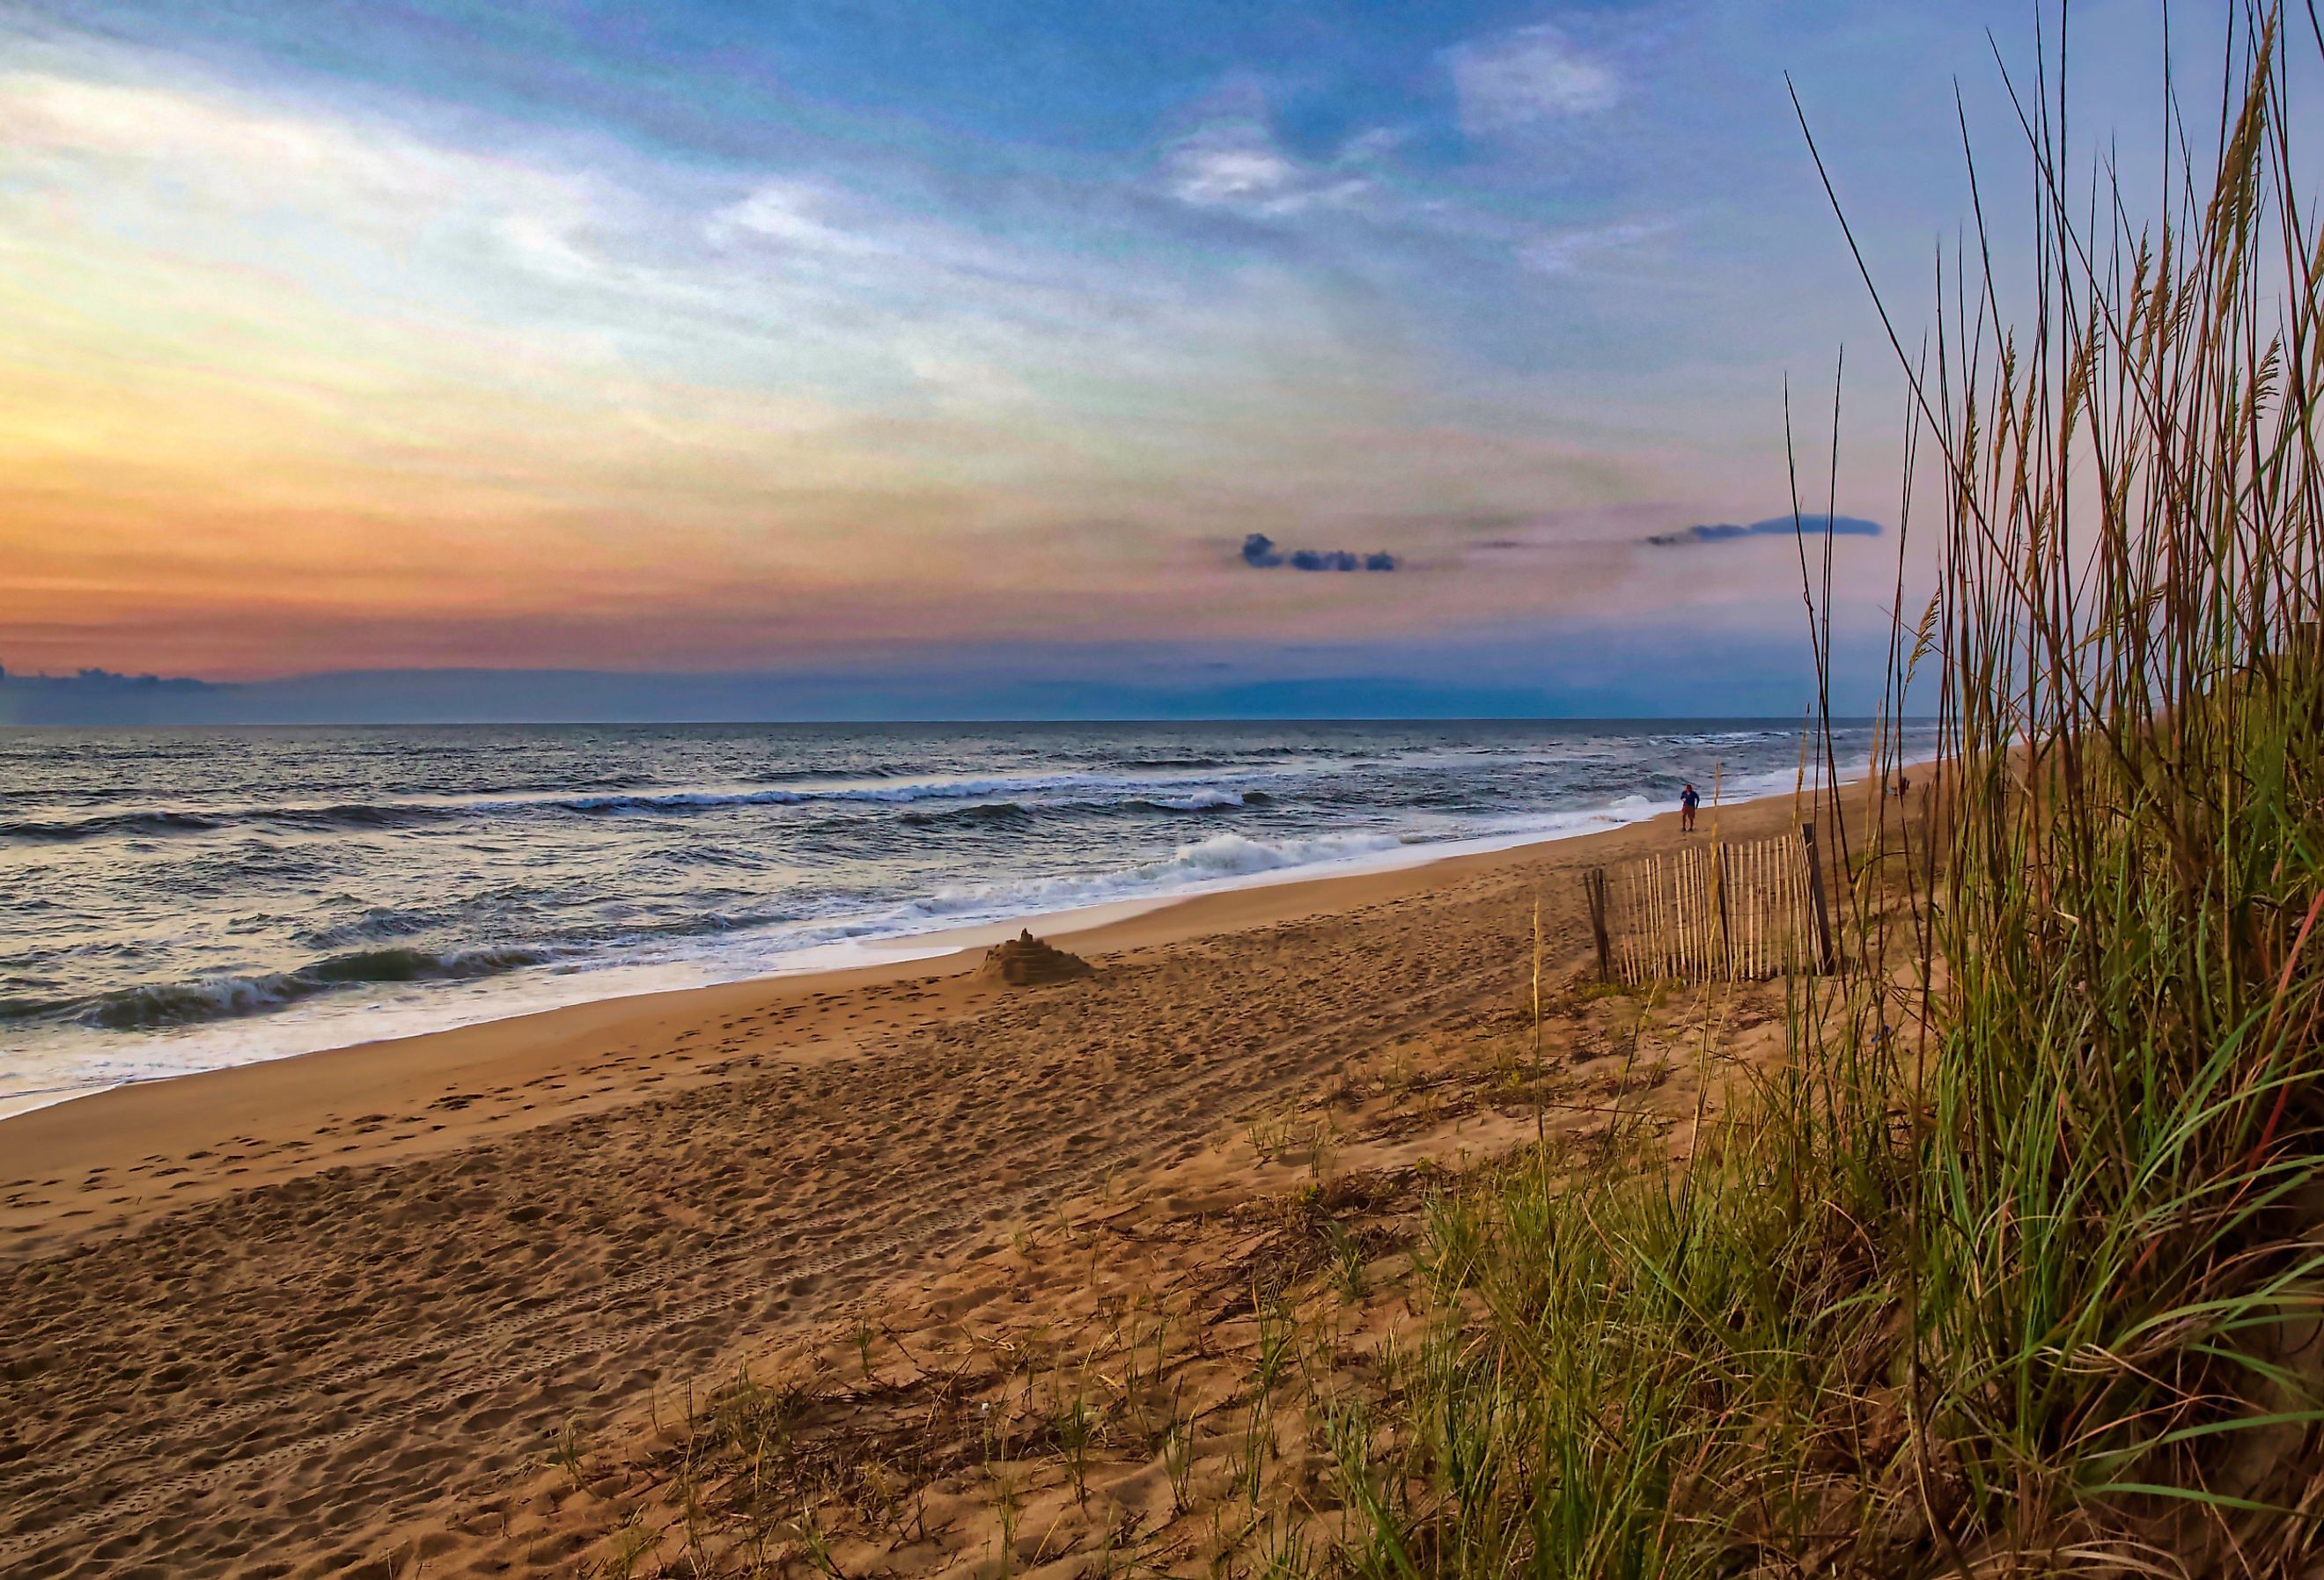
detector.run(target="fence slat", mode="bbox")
[1755,838,1768,976]
[1675,849,1688,981]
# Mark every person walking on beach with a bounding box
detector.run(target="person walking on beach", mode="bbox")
[1680,781,1700,833]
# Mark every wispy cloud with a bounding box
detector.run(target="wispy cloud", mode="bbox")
[4,70,501,203]
[706,180,880,255]
[1167,123,1307,209]
[1446,24,1622,135]
[1522,217,1677,276]
[1161,86,1384,218]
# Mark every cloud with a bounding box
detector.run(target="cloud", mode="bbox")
[706,181,878,255]
[8,26,1881,680]
[1168,127,1304,209]
[1241,533,1396,571]
[3,70,480,203]
[1644,514,1883,547]
[1447,25,1622,135]
[1522,217,1676,277]
[1162,91,1379,218]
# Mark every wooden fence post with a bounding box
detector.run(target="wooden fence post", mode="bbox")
[1802,821,1837,973]
[1583,868,1613,981]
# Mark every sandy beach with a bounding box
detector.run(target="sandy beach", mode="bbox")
[0,777,1859,1576]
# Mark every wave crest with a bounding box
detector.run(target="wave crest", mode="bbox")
[53,945,550,1031]
[2,770,1286,843]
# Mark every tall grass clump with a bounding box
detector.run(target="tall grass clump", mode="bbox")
[1311,11,2324,1576]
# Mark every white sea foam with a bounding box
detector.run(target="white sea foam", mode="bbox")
[2,767,1291,843]
[1151,789,1246,811]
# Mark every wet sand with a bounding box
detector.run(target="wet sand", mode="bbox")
[0,777,1864,1576]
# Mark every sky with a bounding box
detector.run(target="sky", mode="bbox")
[0,1,2245,716]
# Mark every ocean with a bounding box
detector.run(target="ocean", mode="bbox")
[0,720,1901,1116]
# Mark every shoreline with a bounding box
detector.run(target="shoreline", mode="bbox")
[0,778,1759,1124]
[0,771,1848,1246]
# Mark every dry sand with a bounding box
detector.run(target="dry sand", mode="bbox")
[0,778,1895,1577]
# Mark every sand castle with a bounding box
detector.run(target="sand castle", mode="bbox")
[979,928,1092,985]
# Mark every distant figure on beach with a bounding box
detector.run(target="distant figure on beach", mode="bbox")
[1895,770,1911,798]
[1680,781,1700,833]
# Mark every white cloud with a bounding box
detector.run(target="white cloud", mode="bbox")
[707,181,877,254]
[1522,217,1675,276]
[0,62,641,315]
[1162,112,1377,219]
[1156,79,1408,220]
[0,69,582,218]
[1171,138,1299,207]
[1447,24,1622,134]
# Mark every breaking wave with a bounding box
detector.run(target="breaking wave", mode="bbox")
[4,946,552,1031]
[0,770,1291,844]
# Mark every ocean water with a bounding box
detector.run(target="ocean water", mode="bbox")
[0,720,1899,1115]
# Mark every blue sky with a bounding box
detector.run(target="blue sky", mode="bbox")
[0,1,2246,716]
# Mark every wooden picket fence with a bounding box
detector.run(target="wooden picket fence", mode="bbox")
[1582,826,1835,983]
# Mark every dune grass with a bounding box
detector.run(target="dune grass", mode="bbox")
[577,17,2320,1578]
[1305,11,2324,1576]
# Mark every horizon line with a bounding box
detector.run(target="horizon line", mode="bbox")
[1,712,1915,728]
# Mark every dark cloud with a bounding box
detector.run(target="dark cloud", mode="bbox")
[1644,513,1882,547]
[1240,533,1397,571]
